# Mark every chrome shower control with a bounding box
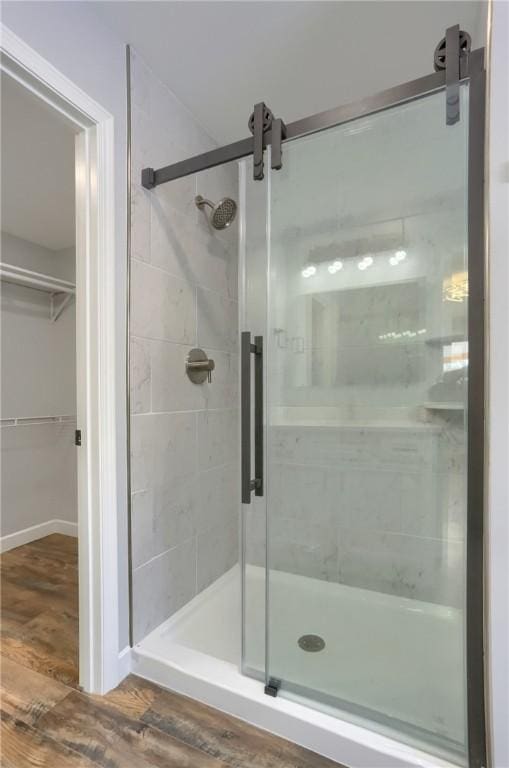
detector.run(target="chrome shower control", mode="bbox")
[186,348,215,384]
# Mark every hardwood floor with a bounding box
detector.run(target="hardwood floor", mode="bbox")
[1,534,79,686]
[1,535,340,767]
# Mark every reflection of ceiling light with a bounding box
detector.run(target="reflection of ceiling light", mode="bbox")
[358,255,373,270]
[443,271,468,302]
[301,265,317,278]
[390,249,407,266]
[328,260,343,275]
[379,328,421,341]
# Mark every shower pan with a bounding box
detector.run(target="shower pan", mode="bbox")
[129,27,486,768]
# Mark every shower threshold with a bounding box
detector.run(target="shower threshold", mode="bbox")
[132,565,463,768]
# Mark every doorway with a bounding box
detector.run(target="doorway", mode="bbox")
[0,72,79,684]
[0,25,120,694]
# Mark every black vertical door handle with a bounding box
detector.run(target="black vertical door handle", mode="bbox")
[241,332,263,503]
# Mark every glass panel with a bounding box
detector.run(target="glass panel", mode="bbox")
[265,87,469,763]
[239,156,268,681]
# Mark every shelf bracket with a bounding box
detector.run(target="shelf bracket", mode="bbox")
[50,292,72,322]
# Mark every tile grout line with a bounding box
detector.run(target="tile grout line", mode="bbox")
[131,255,239,304]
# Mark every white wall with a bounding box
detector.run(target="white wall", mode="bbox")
[1,234,76,417]
[1,1,130,648]
[1,233,77,537]
[488,2,509,766]
[1,231,75,281]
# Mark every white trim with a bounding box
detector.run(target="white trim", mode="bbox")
[0,24,121,695]
[487,1,509,765]
[0,519,78,553]
[118,646,132,679]
[0,25,113,128]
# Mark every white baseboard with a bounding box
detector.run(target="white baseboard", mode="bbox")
[0,518,78,553]
[118,646,132,682]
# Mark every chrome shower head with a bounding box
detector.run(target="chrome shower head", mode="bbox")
[195,195,237,230]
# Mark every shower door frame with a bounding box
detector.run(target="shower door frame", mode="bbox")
[140,45,487,768]
[242,52,487,768]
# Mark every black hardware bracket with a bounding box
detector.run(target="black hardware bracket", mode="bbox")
[141,39,484,190]
[248,102,272,181]
[434,25,471,125]
[141,167,156,190]
[75,429,82,447]
[264,678,281,698]
[248,102,286,180]
[270,117,287,172]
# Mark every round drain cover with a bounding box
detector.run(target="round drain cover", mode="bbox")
[298,634,325,652]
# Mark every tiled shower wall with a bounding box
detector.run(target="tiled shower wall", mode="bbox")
[129,50,239,642]
[241,139,467,609]
[265,420,466,608]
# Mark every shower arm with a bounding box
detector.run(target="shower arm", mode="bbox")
[194,195,214,210]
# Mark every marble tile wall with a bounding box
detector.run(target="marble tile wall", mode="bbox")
[250,420,467,608]
[129,50,239,643]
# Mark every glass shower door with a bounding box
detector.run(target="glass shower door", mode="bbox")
[264,87,470,762]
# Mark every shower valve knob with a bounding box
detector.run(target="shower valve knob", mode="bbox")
[186,348,215,384]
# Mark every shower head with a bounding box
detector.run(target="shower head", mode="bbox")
[195,195,237,230]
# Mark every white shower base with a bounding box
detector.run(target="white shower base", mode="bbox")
[132,565,464,768]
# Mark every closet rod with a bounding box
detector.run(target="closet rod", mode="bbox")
[0,262,75,295]
[0,263,76,321]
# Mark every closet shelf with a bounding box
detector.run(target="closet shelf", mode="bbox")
[0,262,75,322]
[423,402,464,411]
[0,415,76,428]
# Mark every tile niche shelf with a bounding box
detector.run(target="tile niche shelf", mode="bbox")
[424,333,466,346]
[423,402,464,411]
[0,261,75,322]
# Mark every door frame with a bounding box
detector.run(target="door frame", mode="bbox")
[0,24,121,694]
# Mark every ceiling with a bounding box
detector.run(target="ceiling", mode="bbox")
[0,2,487,251]
[94,0,487,145]
[1,72,76,251]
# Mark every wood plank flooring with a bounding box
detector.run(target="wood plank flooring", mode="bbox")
[1,534,79,686]
[1,535,341,767]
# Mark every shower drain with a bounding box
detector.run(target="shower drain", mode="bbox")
[297,634,326,652]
